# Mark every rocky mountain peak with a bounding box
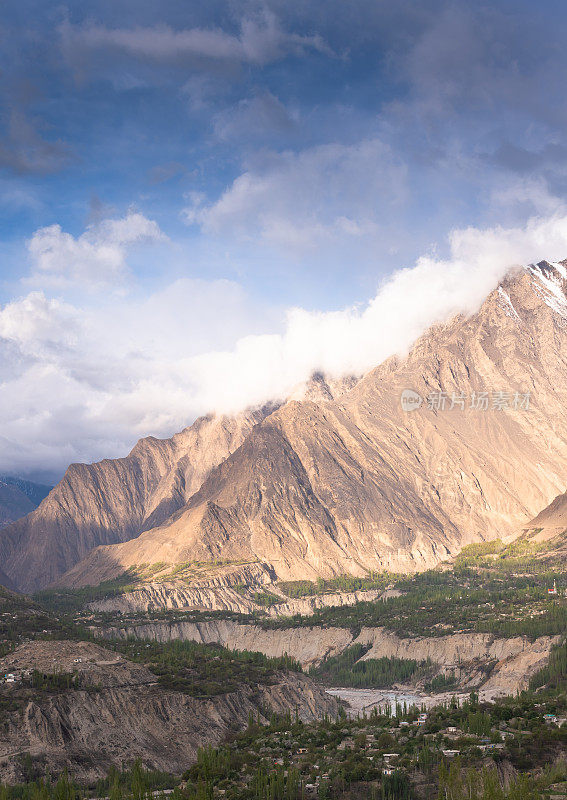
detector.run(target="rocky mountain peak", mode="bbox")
[4,257,567,592]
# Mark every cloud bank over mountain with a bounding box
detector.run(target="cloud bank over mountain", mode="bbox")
[4,1,567,479]
[3,209,567,480]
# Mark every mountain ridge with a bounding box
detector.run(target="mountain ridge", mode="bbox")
[56,260,567,590]
[0,376,355,592]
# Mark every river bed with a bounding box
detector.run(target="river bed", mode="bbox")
[325,687,469,716]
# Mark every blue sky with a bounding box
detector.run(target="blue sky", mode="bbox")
[2,0,567,479]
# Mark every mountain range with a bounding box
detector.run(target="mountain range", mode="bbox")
[0,476,51,531]
[2,260,567,593]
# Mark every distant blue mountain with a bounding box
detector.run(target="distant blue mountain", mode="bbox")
[0,476,52,507]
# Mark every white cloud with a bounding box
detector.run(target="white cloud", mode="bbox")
[60,11,331,69]
[27,212,165,288]
[182,212,567,410]
[0,292,79,358]
[4,211,567,479]
[184,139,406,252]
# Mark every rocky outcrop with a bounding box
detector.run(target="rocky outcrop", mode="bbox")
[61,261,567,588]
[356,628,558,697]
[93,584,265,614]
[100,619,558,696]
[264,590,384,617]
[90,583,383,615]
[0,640,338,783]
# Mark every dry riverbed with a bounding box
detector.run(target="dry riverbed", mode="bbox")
[325,687,472,716]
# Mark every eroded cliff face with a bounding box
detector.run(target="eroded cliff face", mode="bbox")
[99,619,558,698]
[0,640,338,784]
[89,582,384,616]
[60,262,567,589]
[103,620,356,668]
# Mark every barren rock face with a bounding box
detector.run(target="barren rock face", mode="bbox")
[0,640,338,783]
[0,409,270,591]
[4,260,567,591]
[523,490,567,539]
[59,261,567,587]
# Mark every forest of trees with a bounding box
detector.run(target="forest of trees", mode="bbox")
[107,639,302,697]
[265,565,567,640]
[278,574,395,598]
[309,645,433,689]
[529,639,567,692]
[0,760,178,800]
[436,762,540,800]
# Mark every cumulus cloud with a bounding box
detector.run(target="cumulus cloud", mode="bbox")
[27,212,165,288]
[184,138,407,252]
[186,212,567,411]
[0,292,79,358]
[4,211,567,480]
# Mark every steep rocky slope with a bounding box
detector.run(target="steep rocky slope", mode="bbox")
[0,410,271,592]
[0,640,338,783]
[62,261,567,588]
[523,490,567,540]
[510,489,567,561]
[0,374,356,593]
[100,619,557,699]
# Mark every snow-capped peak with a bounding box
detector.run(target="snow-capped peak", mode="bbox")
[528,260,567,317]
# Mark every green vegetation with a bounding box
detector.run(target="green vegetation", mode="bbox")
[278,573,396,598]
[423,672,458,693]
[0,586,81,655]
[249,591,280,607]
[530,640,567,693]
[437,762,540,800]
[0,759,178,800]
[260,543,567,639]
[452,538,552,571]
[2,534,566,799]
[28,670,79,692]
[98,534,566,644]
[309,645,433,689]
[35,573,143,613]
[234,586,280,606]
[3,684,567,799]
[105,639,302,697]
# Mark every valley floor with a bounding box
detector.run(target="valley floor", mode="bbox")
[0,537,566,798]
